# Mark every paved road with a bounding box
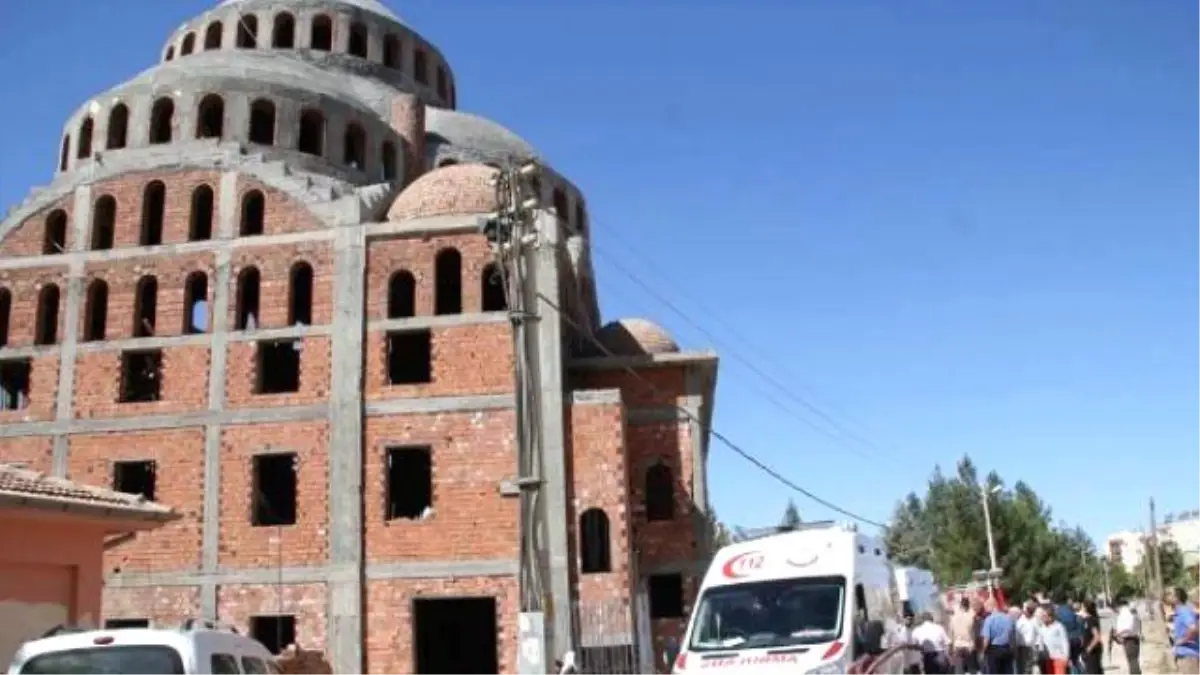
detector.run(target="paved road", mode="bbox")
[1100,614,1173,674]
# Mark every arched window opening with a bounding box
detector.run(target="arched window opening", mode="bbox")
[181,33,196,55]
[248,99,276,145]
[310,15,332,51]
[204,21,223,50]
[239,190,265,236]
[381,141,397,181]
[84,280,109,342]
[165,46,175,62]
[59,135,71,172]
[575,202,586,230]
[77,117,94,159]
[553,189,568,221]
[387,271,415,319]
[382,34,400,68]
[91,196,116,250]
[343,123,366,169]
[297,109,325,156]
[413,49,428,84]
[190,185,214,241]
[580,508,612,574]
[149,98,174,144]
[196,94,225,139]
[235,267,261,330]
[289,262,314,326]
[0,288,10,348]
[348,22,368,58]
[645,463,675,522]
[237,15,258,48]
[183,272,209,334]
[434,248,462,316]
[140,181,166,246]
[481,263,507,312]
[43,210,68,255]
[436,67,448,100]
[272,13,295,48]
[437,158,458,168]
[106,104,129,149]
[35,284,61,346]
[132,275,158,338]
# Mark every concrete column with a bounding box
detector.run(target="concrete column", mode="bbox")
[684,367,711,558]
[51,185,92,477]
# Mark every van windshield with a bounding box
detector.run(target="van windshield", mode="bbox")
[19,645,185,674]
[688,575,846,652]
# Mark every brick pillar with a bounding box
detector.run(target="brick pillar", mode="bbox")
[389,94,426,186]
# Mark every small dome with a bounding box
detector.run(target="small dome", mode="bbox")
[425,108,540,163]
[595,318,680,356]
[387,163,500,221]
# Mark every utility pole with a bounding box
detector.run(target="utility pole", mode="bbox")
[1150,497,1165,603]
[485,162,551,673]
[979,482,1001,591]
[1101,556,1112,604]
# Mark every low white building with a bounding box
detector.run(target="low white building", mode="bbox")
[1106,510,1200,573]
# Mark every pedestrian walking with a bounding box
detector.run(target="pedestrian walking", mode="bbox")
[1165,587,1199,674]
[1112,596,1143,674]
[1040,604,1072,675]
[950,597,980,674]
[1079,600,1103,674]
[913,611,953,674]
[979,598,1016,674]
[1015,601,1039,674]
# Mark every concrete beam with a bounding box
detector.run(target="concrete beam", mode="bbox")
[568,389,621,406]
[104,559,519,588]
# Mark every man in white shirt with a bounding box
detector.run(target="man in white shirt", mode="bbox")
[911,611,951,674]
[1114,597,1143,674]
[1015,602,1039,674]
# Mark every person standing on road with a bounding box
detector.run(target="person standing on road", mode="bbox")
[912,611,953,674]
[1166,587,1199,674]
[1114,596,1143,674]
[1040,604,1072,675]
[979,598,1016,674]
[1015,601,1039,674]
[1079,600,1104,674]
[950,597,980,674]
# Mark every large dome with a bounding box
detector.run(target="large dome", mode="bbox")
[387,163,501,220]
[595,318,680,356]
[217,0,403,22]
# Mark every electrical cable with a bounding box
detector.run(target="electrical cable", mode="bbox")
[541,291,888,529]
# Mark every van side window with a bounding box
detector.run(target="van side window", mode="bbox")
[211,653,241,674]
[855,583,869,620]
[242,656,269,674]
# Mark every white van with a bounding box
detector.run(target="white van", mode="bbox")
[894,566,944,624]
[670,521,903,674]
[7,620,279,674]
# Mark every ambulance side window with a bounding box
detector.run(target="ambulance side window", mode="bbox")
[855,583,869,620]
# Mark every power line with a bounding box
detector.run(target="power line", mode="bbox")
[543,291,887,529]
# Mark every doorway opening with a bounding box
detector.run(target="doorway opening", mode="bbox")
[413,597,498,674]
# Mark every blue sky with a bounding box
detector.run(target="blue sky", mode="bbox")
[0,1,1195,545]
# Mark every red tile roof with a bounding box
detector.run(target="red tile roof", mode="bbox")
[0,463,177,520]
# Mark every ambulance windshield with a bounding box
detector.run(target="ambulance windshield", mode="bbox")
[688,575,846,652]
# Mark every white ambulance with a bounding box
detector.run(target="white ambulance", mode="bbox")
[670,521,903,674]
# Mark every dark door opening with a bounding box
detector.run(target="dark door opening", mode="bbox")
[413,597,498,674]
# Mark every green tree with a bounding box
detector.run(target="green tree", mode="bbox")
[781,500,802,529]
[1136,540,1199,594]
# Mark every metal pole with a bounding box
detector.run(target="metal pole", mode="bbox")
[1102,557,1113,603]
[981,485,999,589]
[1150,498,1165,603]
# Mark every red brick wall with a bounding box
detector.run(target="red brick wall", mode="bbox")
[363,324,513,399]
[102,586,201,626]
[365,233,497,318]
[73,347,210,419]
[0,199,73,257]
[627,420,697,568]
[228,243,334,330]
[0,268,70,348]
[218,583,329,650]
[236,179,323,236]
[0,354,59,425]
[0,437,54,471]
[83,253,215,340]
[580,368,688,408]
[224,337,331,408]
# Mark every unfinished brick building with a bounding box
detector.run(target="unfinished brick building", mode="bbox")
[0,0,719,672]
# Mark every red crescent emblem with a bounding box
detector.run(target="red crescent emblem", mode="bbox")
[721,552,765,579]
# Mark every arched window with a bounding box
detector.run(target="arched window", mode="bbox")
[272,13,295,48]
[183,272,208,334]
[575,202,586,230]
[59,134,70,172]
[348,21,368,58]
[165,46,175,62]
[181,32,196,55]
[645,463,675,522]
[91,195,116,250]
[239,190,265,236]
[235,267,261,330]
[436,67,448,100]
[343,123,366,169]
[481,263,507,312]
[34,284,60,346]
[580,508,612,574]
[553,189,568,221]
[289,262,314,326]
[106,104,129,149]
[382,34,400,68]
[310,15,332,51]
[437,158,458,168]
[149,97,174,144]
[77,117,94,159]
[84,280,109,342]
[204,21,223,50]
[297,109,325,156]
[133,275,158,338]
[248,99,276,145]
[190,185,214,241]
[413,49,428,84]
[237,14,258,48]
[387,271,415,319]
[0,288,10,348]
[434,248,461,316]
[43,210,67,255]
[381,141,397,181]
[196,94,225,139]
[140,181,166,246]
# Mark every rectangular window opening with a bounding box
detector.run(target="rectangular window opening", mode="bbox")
[0,359,32,411]
[255,340,300,394]
[250,615,296,656]
[386,446,432,520]
[113,460,156,501]
[386,329,431,385]
[648,573,685,619]
[252,453,297,527]
[119,349,163,403]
